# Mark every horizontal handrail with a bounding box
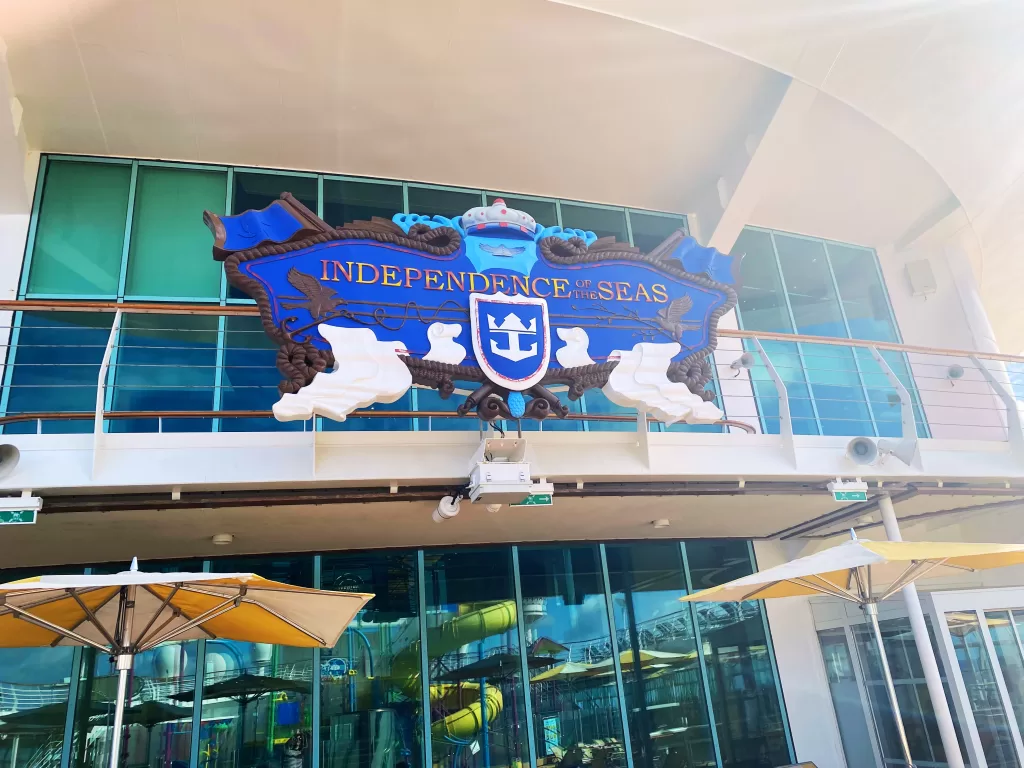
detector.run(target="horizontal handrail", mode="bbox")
[2,299,1022,364]
[0,409,757,433]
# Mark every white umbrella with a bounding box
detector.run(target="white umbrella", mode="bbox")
[0,558,373,768]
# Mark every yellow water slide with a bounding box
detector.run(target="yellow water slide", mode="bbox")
[391,600,517,743]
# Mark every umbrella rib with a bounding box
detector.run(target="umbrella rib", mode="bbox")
[738,581,783,601]
[49,588,123,648]
[137,595,238,652]
[133,584,181,648]
[5,604,110,653]
[238,597,326,646]
[66,589,118,648]
[805,573,861,601]
[788,577,861,603]
[879,559,949,601]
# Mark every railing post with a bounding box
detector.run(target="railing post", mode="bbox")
[870,347,920,467]
[972,354,1024,463]
[752,338,796,467]
[92,310,122,478]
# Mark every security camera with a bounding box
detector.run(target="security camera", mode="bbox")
[730,352,755,376]
[432,495,461,523]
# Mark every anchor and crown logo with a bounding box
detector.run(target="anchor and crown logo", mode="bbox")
[487,312,538,362]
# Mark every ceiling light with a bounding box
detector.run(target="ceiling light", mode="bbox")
[211,533,234,546]
[652,519,670,529]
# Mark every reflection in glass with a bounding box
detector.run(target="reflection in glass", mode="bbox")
[605,543,714,768]
[817,628,879,768]
[943,611,1017,767]
[319,552,422,768]
[423,548,529,768]
[558,205,628,244]
[518,547,626,767]
[627,212,686,256]
[196,557,315,768]
[985,611,1024,745]
[685,541,790,768]
[221,316,303,432]
[0,646,76,768]
[851,616,965,768]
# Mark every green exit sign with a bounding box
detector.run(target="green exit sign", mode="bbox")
[832,490,868,502]
[0,510,36,525]
[511,493,552,507]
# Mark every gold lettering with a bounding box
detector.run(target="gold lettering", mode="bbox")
[321,260,331,281]
[615,282,631,301]
[468,272,491,293]
[356,262,380,284]
[404,267,422,288]
[652,284,669,303]
[382,265,401,287]
[425,270,443,290]
[511,275,530,296]
[532,277,552,298]
[597,281,614,300]
[552,278,570,298]
[446,271,465,292]
[331,261,354,282]
[635,283,652,302]
[491,274,508,293]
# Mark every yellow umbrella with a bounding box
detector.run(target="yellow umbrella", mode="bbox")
[680,536,1024,768]
[0,558,373,768]
[530,661,593,682]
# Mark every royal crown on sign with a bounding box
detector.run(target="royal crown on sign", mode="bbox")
[462,199,537,237]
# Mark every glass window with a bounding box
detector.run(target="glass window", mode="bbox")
[3,311,115,435]
[27,160,131,297]
[944,612,1020,768]
[684,541,791,768]
[109,314,218,433]
[818,628,880,768]
[319,551,423,768]
[985,611,1024,747]
[323,180,404,227]
[828,243,898,343]
[0,643,76,768]
[628,212,686,255]
[422,547,530,768]
[732,229,790,334]
[221,315,302,432]
[407,187,480,219]
[854,616,966,768]
[485,195,557,230]
[124,167,227,300]
[518,546,627,767]
[199,556,315,768]
[581,389,637,433]
[558,205,628,243]
[413,385,478,432]
[321,392,414,432]
[228,173,318,301]
[605,543,715,768]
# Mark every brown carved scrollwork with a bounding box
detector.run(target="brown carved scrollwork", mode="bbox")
[277,339,336,395]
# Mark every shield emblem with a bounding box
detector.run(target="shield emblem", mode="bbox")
[471,292,550,391]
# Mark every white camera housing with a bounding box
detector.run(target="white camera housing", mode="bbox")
[467,437,535,503]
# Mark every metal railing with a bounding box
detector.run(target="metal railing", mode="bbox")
[0,300,1020,446]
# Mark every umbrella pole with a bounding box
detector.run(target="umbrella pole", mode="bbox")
[866,602,915,767]
[109,585,137,768]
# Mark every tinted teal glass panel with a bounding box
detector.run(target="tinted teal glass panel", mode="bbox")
[3,311,114,434]
[559,204,628,243]
[221,316,302,432]
[855,348,930,438]
[422,547,530,768]
[485,194,557,229]
[407,187,480,218]
[319,552,423,768]
[518,546,627,767]
[228,173,317,300]
[605,542,715,768]
[27,160,130,297]
[414,385,479,431]
[0,643,76,768]
[125,167,227,299]
[628,211,686,255]
[321,391,414,431]
[109,314,218,432]
[744,339,820,435]
[684,541,791,767]
[733,228,791,334]
[583,389,638,432]
[828,243,898,342]
[323,180,403,227]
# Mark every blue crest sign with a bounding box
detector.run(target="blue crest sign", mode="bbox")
[206,195,739,423]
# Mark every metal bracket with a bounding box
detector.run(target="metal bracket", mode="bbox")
[752,338,796,467]
[870,347,921,468]
[92,309,122,479]
[971,354,1024,463]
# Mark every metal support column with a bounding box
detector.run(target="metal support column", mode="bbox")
[879,494,964,768]
[189,561,211,768]
[416,550,432,767]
